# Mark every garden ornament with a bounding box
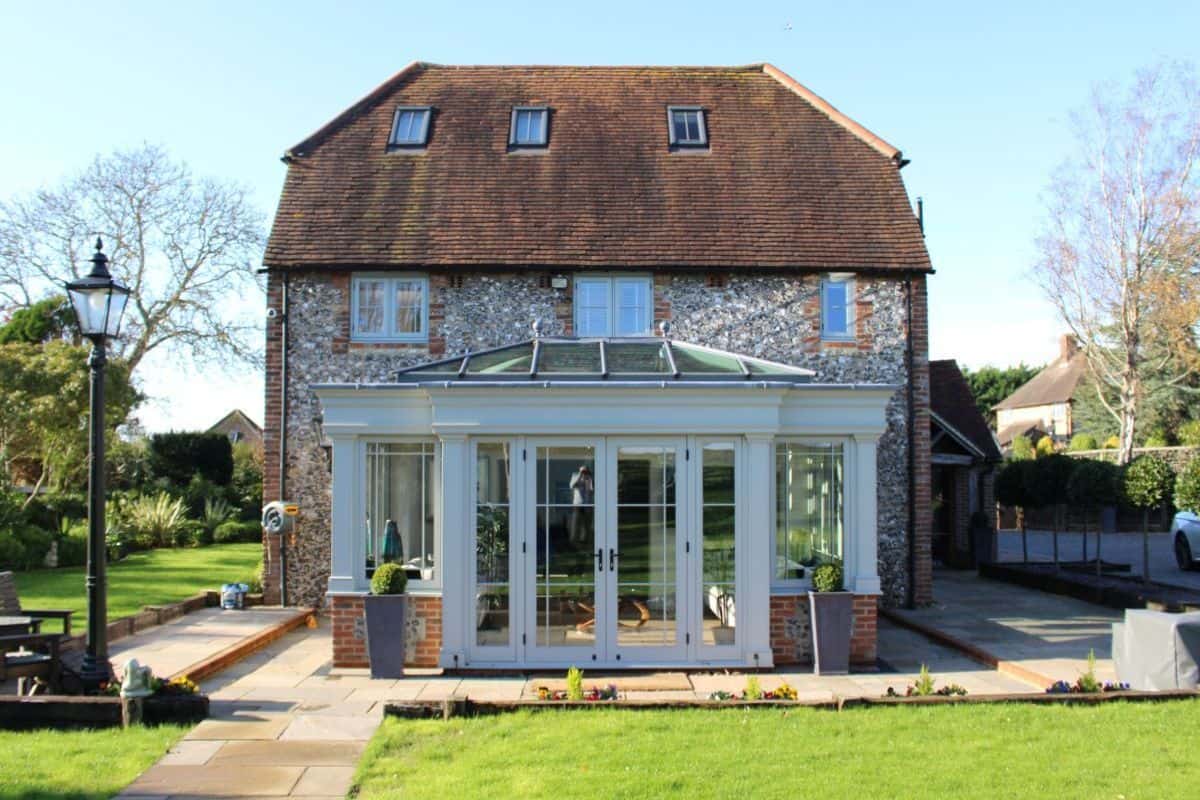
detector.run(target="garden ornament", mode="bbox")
[120,659,154,698]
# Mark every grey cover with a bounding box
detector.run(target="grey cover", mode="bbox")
[1112,610,1200,691]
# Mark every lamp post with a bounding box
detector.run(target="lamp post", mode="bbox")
[64,237,130,691]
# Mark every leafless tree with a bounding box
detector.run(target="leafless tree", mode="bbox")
[1036,63,1200,464]
[0,144,266,373]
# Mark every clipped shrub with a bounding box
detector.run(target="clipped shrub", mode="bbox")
[811,561,844,593]
[1178,420,1200,448]
[1176,457,1200,513]
[1035,436,1056,457]
[1068,433,1099,452]
[1066,458,1121,509]
[148,431,234,487]
[1010,435,1035,461]
[370,562,408,595]
[1124,455,1175,510]
[996,460,1036,509]
[1103,435,1121,450]
[1026,454,1076,510]
[213,519,262,544]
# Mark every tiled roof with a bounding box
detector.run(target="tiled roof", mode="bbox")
[993,352,1086,411]
[265,63,931,271]
[930,359,1001,461]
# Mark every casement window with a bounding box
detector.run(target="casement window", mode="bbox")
[820,275,855,340]
[573,275,653,337]
[365,441,438,584]
[775,441,844,583]
[351,274,429,342]
[389,107,432,147]
[667,106,707,147]
[510,106,549,147]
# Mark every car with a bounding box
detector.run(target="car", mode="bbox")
[1172,511,1200,570]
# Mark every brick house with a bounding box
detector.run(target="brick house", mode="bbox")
[994,335,1086,449]
[261,62,933,670]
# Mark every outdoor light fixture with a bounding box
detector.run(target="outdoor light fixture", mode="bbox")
[64,237,130,691]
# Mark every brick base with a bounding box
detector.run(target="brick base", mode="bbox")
[329,593,442,669]
[770,593,877,666]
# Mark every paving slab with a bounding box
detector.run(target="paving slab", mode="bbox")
[185,715,292,741]
[211,740,364,766]
[292,766,357,796]
[121,764,303,797]
[158,739,225,766]
[279,713,382,741]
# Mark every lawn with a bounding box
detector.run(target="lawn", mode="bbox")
[12,542,260,627]
[353,701,1200,800]
[0,725,185,800]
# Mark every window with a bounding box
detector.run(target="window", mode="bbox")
[475,442,511,647]
[573,276,652,337]
[389,107,431,147]
[365,441,437,582]
[510,106,549,147]
[820,276,855,340]
[701,442,736,646]
[667,106,707,147]
[351,274,428,342]
[775,442,844,582]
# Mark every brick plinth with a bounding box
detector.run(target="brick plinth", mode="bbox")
[770,593,878,666]
[330,593,442,669]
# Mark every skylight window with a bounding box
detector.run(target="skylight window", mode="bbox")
[510,106,549,147]
[667,106,707,147]
[390,106,431,147]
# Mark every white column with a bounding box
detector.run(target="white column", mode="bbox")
[327,436,363,594]
[849,435,882,596]
[743,434,774,667]
[437,434,469,668]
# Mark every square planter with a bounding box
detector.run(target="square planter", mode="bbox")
[364,594,408,679]
[809,591,854,675]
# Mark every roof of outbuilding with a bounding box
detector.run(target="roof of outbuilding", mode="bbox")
[265,63,930,272]
[930,359,1002,462]
[992,351,1087,411]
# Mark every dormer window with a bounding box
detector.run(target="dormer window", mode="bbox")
[510,106,549,147]
[667,106,707,147]
[390,106,431,147]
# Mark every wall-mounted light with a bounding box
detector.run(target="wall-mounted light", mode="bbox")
[311,412,332,473]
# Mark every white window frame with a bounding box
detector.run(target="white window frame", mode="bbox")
[509,106,549,147]
[363,438,441,591]
[351,273,430,343]
[572,274,653,337]
[820,274,856,341]
[389,106,432,147]
[771,437,850,591]
[666,106,708,147]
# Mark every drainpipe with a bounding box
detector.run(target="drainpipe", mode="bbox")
[277,274,289,607]
[905,275,916,609]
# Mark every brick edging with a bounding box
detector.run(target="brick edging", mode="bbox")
[169,607,315,682]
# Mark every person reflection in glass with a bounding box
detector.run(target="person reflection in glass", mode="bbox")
[568,464,593,544]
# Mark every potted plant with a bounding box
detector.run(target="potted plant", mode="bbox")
[364,562,408,679]
[808,561,852,675]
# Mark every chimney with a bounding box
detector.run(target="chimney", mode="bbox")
[1059,334,1078,361]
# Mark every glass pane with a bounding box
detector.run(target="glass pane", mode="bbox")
[702,443,735,504]
[355,280,385,334]
[823,282,848,336]
[394,110,421,143]
[702,443,736,646]
[364,442,436,581]
[775,443,843,581]
[671,345,743,375]
[538,342,602,373]
[515,109,544,144]
[606,342,670,373]
[614,280,648,336]
[536,447,596,647]
[673,112,689,142]
[394,280,424,334]
[467,346,533,374]
[575,280,610,337]
[616,447,676,647]
[476,443,511,647]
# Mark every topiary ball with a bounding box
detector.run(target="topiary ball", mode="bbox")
[370,562,408,595]
[1123,455,1174,510]
[811,561,844,593]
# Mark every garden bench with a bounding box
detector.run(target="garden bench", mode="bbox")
[0,571,74,634]
[0,632,63,695]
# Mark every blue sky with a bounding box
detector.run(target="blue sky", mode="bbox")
[2,1,1197,431]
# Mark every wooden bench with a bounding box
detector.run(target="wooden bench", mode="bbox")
[0,571,74,635]
[1,632,63,695]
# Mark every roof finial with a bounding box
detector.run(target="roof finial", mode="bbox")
[658,320,672,339]
[532,318,544,339]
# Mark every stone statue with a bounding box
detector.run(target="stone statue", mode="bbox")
[120,658,154,698]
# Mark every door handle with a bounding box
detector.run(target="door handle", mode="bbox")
[595,548,604,573]
[609,548,621,571]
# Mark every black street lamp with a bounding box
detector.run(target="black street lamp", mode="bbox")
[64,237,130,690]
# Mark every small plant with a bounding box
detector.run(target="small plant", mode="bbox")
[811,561,844,593]
[566,666,584,701]
[773,682,798,700]
[1076,649,1102,694]
[936,683,968,696]
[744,675,762,700]
[708,690,734,701]
[911,664,935,697]
[370,562,407,595]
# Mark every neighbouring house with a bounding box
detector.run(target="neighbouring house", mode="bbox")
[208,409,264,452]
[993,335,1086,449]
[929,360,1001,567]
[261,62,933,671]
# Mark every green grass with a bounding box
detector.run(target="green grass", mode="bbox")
[0,725,186,800]
[12,543,260,628]
[353,702,1200,800]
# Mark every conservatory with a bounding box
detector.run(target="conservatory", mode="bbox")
[315,336,895,670]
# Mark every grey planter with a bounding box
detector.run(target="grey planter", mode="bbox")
[809,591,854,675]
[364,594,408,679]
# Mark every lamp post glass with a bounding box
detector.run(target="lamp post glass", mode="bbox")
[64,237,130,690]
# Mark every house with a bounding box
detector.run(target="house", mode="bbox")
[208,409,264,452]
[994,335,1085,448]
[929,360,1001,567]
[261,62,933,672]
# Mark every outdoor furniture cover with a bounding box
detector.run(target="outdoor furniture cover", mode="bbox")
[1112,609,1200,691]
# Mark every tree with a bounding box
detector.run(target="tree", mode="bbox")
[1034,63,1200,465]
[1066,459,1121,576]
[1179,420,1200,447]
[1177,457,1200,513]
[1028,454,1076,569]
[1124,455,1175,583]
[0,295,73,344]
[962,363,1043,425]
[0,144,265,374]
[997,460,1038,563]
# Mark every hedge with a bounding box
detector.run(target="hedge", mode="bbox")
[148,432,234,487]
[214,519,262,544]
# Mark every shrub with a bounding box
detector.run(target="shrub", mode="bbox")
[148,432,234,487]
[1035,436,1056,457]
[1026,454,1076,510]
[1066,458,1121,509]
[1068,433,1099,452]
[55,530,89,567]
[811,561,844,592]
[1178,420,1200,448]
[122,492,186,548]
[174,519,208,548]
[202,497,236,532]
[0,531,26,569]
[1103,435,1121,450]
[1176,457,1200,513]
[214,519,262,544]
[231,441,264,520]
[370,562,408,595]
[107,438,152,492]
[0,525,54,570]
[566,667,584,701]
[1010,435,1035,461]
[1124,455,1175,510]
[245,557,265,593]
[1143,429,1171,448]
